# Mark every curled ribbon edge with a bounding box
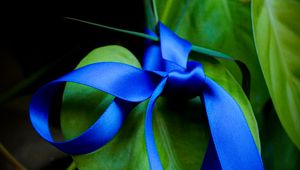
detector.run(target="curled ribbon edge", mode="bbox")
[29,21,264,170]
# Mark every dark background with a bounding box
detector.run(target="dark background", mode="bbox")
[0,2,146,169]
[1,2,300,170]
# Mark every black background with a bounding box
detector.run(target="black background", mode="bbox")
[0,1,146,169]
[1,2,300,170]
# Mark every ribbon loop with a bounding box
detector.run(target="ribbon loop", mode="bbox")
[159,22,192,69]
[142,22,263,170]
[56,62,160,102]
[29,62,160,154]
[143,22,192,73]
[29,21,264,170]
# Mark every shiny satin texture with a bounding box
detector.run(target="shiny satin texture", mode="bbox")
[29,22,264,169]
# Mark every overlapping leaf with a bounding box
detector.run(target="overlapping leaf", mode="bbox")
[148,0,269,115]
[252,0,300,150]
[60,45,260,169]
[259,100,300,170]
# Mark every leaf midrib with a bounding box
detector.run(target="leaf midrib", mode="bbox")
[220,0,233,25]
[264,0,289,77]
[156,113,180,169]
[160,0,175,22]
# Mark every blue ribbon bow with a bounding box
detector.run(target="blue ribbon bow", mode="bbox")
[29,22,264,169]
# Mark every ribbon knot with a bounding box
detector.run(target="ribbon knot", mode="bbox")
[163,61,206,98]
[29,21,264,170]
[143,23,205,98]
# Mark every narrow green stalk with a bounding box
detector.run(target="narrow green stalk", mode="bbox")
[66,161,77,170]
[65,17,233,60]
[0,62,54,105]
[152,0,159,23]
[191,45,234,60]
[0,143,27,170]
[64,17,158,41]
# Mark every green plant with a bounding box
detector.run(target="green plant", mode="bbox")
[61,0,300,169]
[2,0,298,169]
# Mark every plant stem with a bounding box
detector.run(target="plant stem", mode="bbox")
[0,143,27,170]
[152,0,159,23]
[64,17,159,42]
[0,59,60,105]
[65,17,233,60]
[191,45,234,60]
[0,68,48,104]
[66,161,77,170]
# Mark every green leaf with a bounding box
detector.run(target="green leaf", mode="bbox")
[153,0,269,115]
[61,45,150,169]
[252,0,300,149]
[60,45,260,169]
[260,100,300,170]
[192,55,261,151]
[145,0,157,31]
[66,17,233,60]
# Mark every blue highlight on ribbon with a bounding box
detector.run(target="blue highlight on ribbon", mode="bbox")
[29,22,264,169]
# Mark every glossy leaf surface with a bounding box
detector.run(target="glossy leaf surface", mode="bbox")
[148,0,269,115]
[60,45,260,169]
[259,100,300,169]
[252,0,300,149]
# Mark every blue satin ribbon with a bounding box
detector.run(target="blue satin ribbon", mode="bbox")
[29,22,264,169]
